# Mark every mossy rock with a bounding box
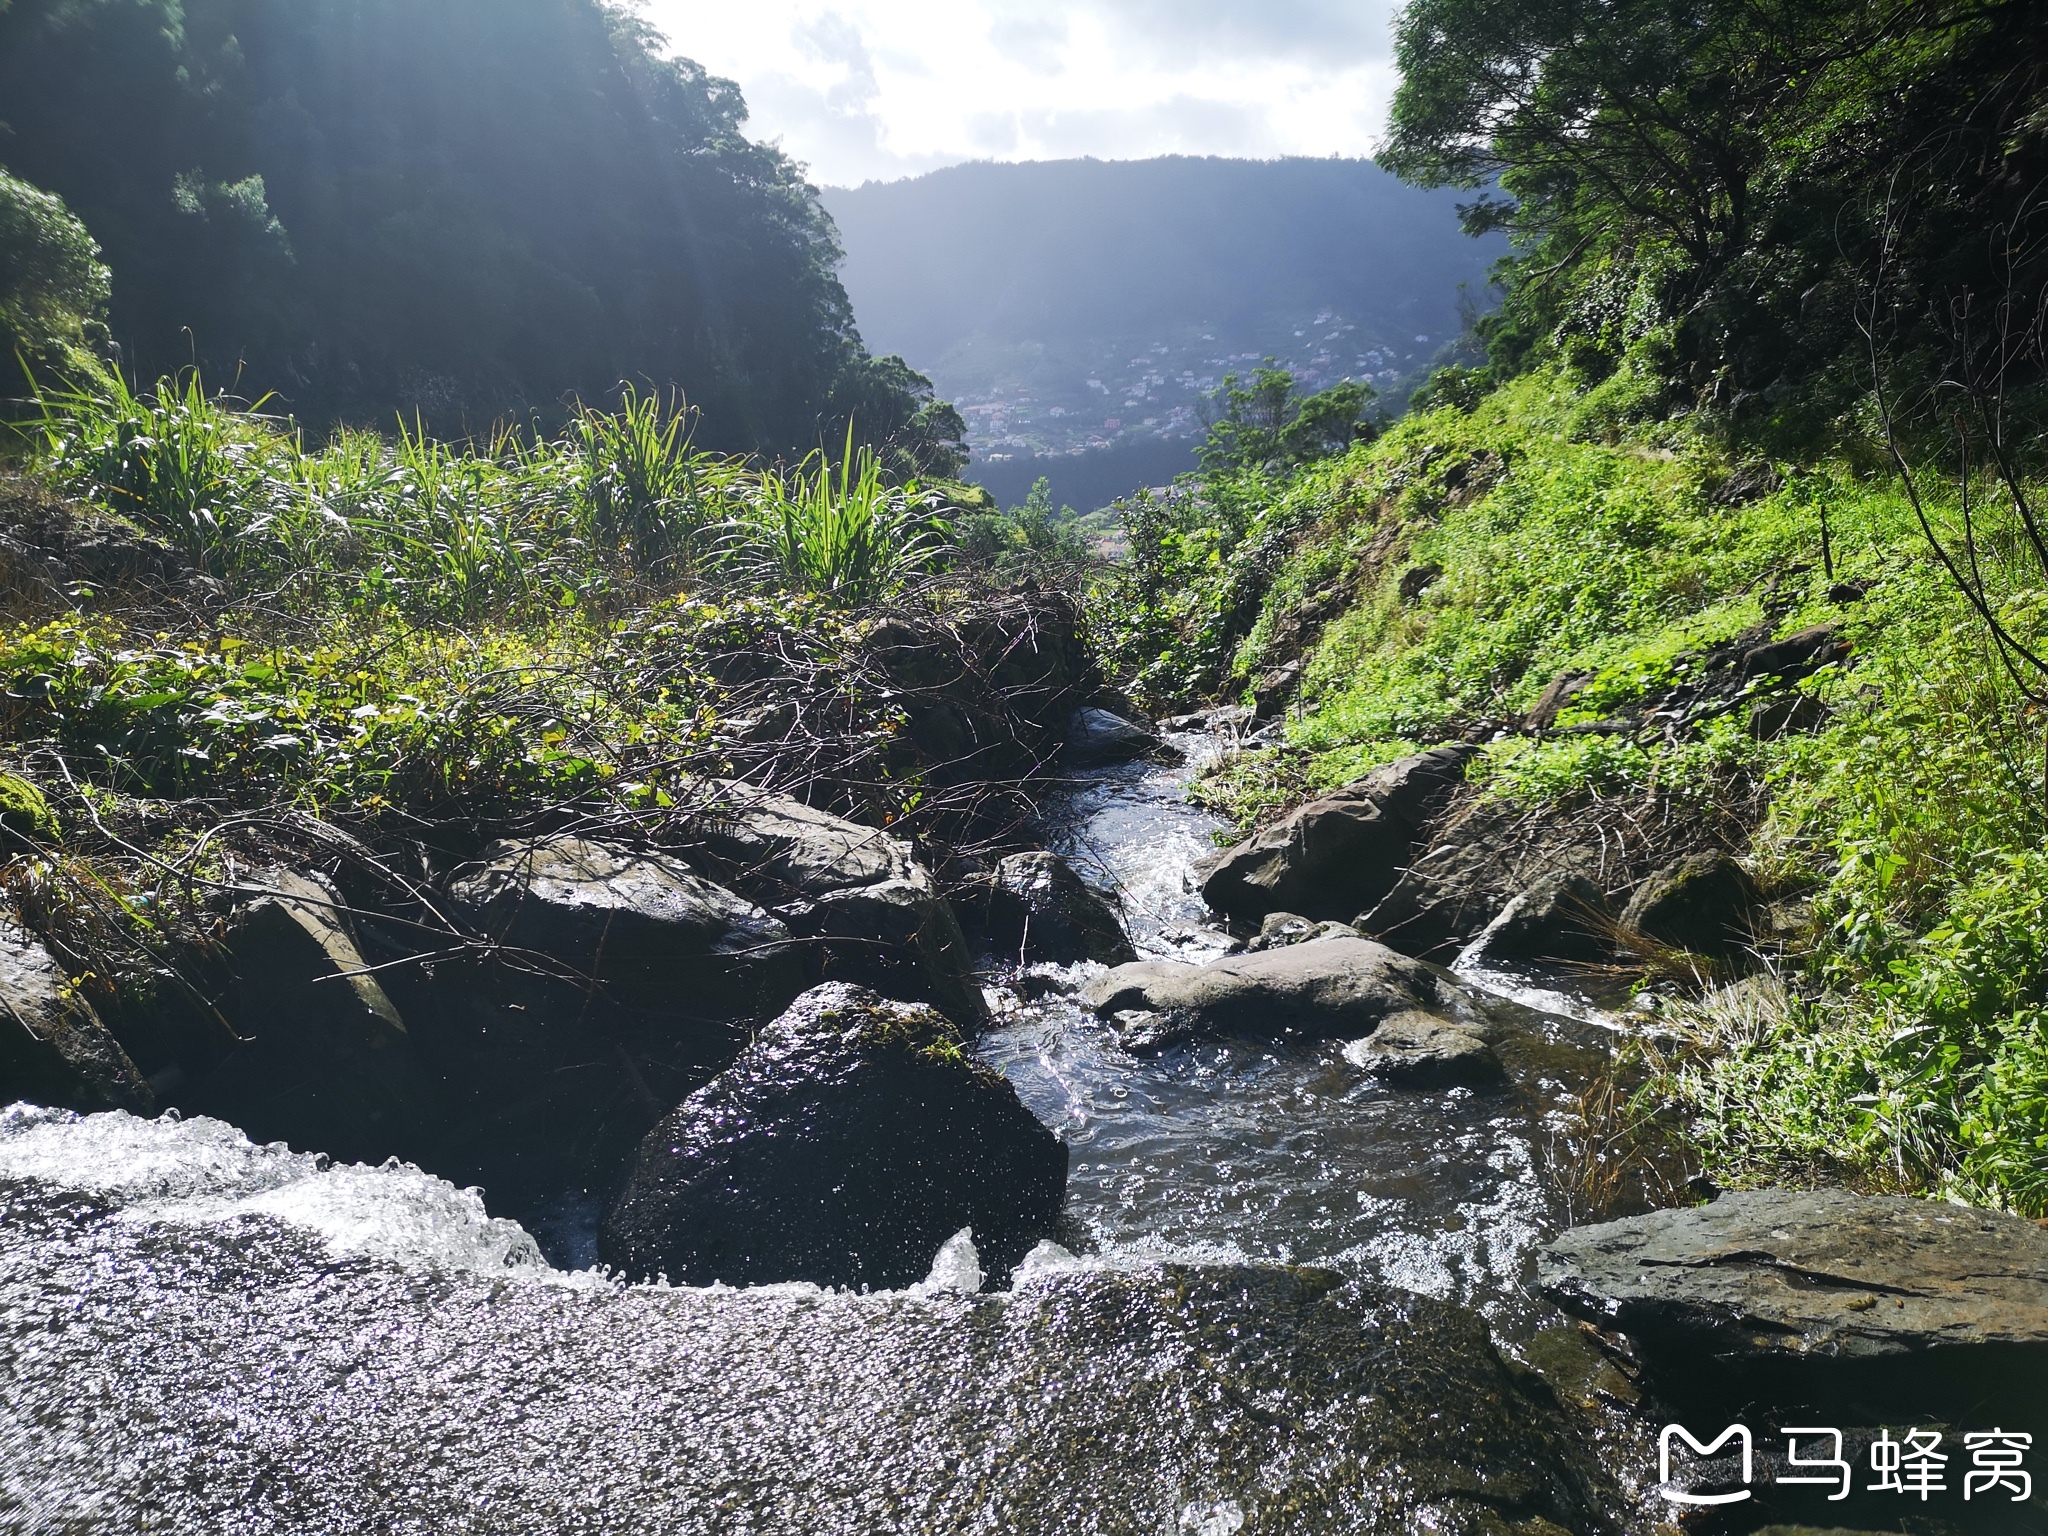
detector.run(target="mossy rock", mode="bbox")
[0,774,59,844]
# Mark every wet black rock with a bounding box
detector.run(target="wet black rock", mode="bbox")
[448,836,804,1018]
[183,870,432,1164]
[602,982,1066,1289]
[0,914,151,1114]
[1538,1188,2048,1363]
[976,851,1136,966]
[1199,746,1475,921]
[1081,935,1456,1052]
[1063,706,1161,765]
[1465,870,1610,965]
[1617,852,1761,958]
[1344,1011,1503,1087]
[1751,692,1831,740]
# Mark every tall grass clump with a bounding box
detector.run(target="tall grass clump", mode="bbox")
[728,428,950,606]
[31,371,299,577]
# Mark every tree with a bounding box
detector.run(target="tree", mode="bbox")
[0,169,112,395]
[1381,0,2047,439]
[821,354,968,482]
[1197,365,1375,474]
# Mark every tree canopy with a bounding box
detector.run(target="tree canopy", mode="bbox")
[1383,0,2048,444]
[0,0,948,455]
[0,169,112,389]
[1197,367,1376,475]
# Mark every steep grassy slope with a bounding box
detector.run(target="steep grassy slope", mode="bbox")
[1104,371,2048,1212]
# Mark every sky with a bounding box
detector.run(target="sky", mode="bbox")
[637,1,1404,188]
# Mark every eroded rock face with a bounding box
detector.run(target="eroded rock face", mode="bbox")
[0,915,151,1114]
[186,871,432,1164]
[1200,746,1476,922]
[975,851,1136,966]
[602,983,1065,1289]
[1080,935,1456,1053]
[1538,1189,2048,1363]
[447,836,804,1018]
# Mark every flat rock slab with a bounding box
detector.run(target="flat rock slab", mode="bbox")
[1344,1011,1503,1087]
[1081,935,1454,1052]
[1538,1188,2048,1361]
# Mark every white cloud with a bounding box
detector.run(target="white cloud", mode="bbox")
[638,1,1402,186]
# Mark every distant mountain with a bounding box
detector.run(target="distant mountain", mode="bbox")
[823,156,1503,509]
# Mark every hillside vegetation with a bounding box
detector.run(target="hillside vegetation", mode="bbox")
[0,0,958,462]
[1097,0,2048,1213]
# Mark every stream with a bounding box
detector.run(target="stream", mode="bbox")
[984,729,1628,1344]
[0,729,1647,1534]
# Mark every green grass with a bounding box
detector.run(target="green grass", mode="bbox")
[1100,367,2048,1214]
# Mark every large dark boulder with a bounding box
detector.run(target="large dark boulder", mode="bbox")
[183,871,432,1163]
[974,851,1136,966]
[679,782,987,1028]
[1080,934,1457,1053]
[1539,1189,2048,1364]
[1199,746,1476,921]
[0,914,151,1114]
[447,836,804,1018]
[1617,851,1760,958]
[602,983,1065,1289]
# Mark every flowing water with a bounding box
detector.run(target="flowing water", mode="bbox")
[0,730,1643,1534]
[983,730,1627,1344]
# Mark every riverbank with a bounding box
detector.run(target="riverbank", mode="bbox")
[1098,367,2048,1217]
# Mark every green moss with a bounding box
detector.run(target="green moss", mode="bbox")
[0,772,59,843]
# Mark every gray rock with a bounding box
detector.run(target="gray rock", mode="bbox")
[1538,1188,2048,1362]
[186,871,432,1163]
[1200,746,1475,921]
[1617,851,1761,958]
[679,782,986,1027]
[602,983,1066,1289]
[1080,935,1453,1052]
[977,852,1136,966]
[0,914,150,1114]
[682,780,917,894]
[1063,707,1160,765]
[448,836,804,1019]
[1344,1011,1503,1087]
[1464,870,1610,964]
[1248,911,1361,951]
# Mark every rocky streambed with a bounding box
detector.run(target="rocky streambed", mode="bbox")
[3,711,2046,1534]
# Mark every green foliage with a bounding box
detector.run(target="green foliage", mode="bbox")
[956,478,1089,575]
[1382,0,2048,448]
[1096,360,2048,1207]
[725,429,950,607]
[0,169,112,393]
[1197,366,1376,475]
